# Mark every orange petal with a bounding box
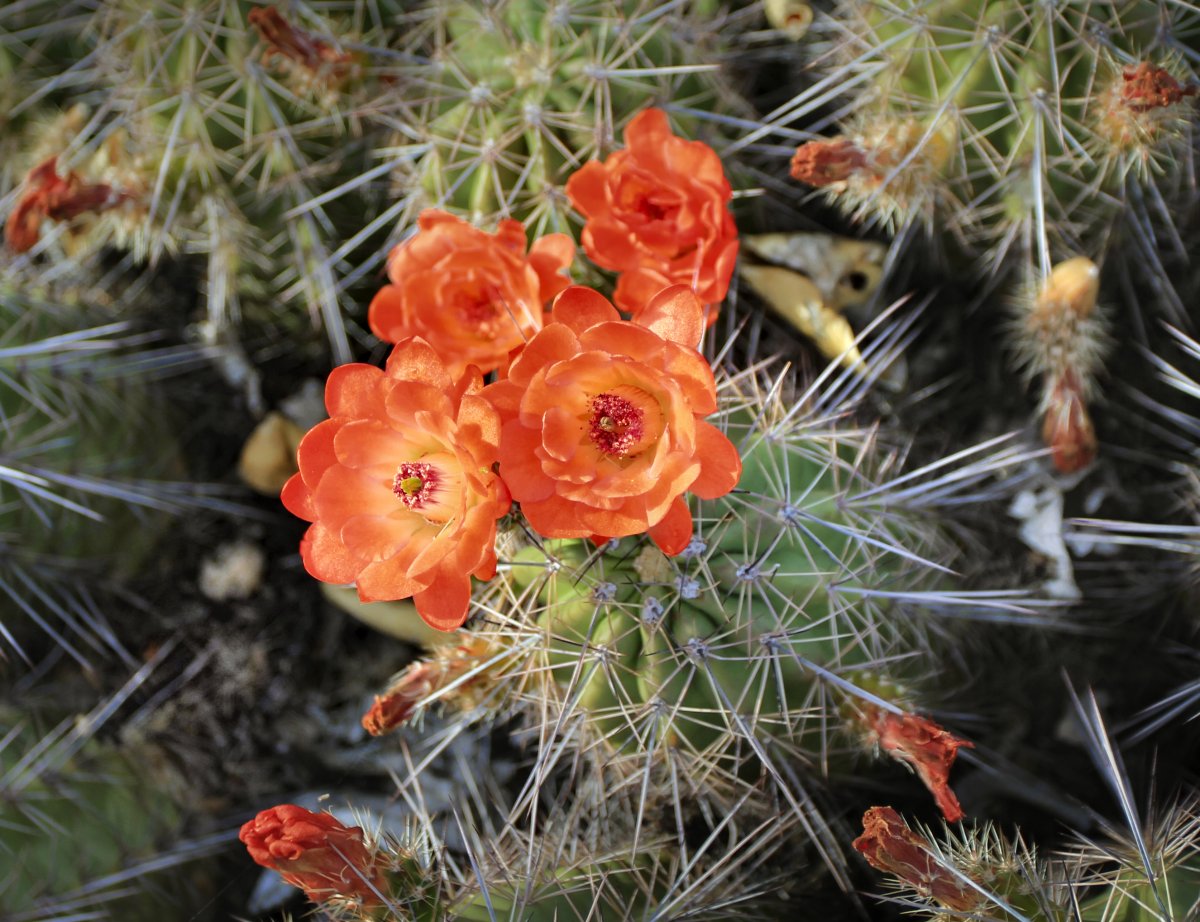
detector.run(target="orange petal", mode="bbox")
[636,284,705,347]
[296,419,342,490]
[413,570,473,630]
[368,285,408,342]
[689,421,742,499]
[498,420,556,503]
[300,523,363,585]
[325,364,387,419]
[529,233,576,301]
[615,267,674,316]
[507,322,580,384]
[564,161,612,218]
[648,496,693,556]
[281,472,315,521]
[520,493,593,539]
[355,558,428,602]
[551,286,620,333]
[384,337,453,391]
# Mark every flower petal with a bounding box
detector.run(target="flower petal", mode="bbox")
[413,570,473,631]
[689,420,742,499]
[648,496,693,556]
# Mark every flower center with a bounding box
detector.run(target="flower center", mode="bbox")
[587,387,663,458]
[393,462,436,509]
[391,454,462,524]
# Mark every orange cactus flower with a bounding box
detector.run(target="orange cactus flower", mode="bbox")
[854,807,983,912]
[564,108,739,324]
[482,285,741,555]
[281,338,510,630]
[861,705,973,822]
[240,804,386,906]
[5,156,125,253]
[369,211,574,375]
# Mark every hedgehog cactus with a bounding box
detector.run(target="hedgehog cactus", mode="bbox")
[362,357,1014,883]
[786,1,1200,272]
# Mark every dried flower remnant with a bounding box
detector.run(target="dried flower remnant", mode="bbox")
[859,704,973,822]
[240,804,386,906]
[854,807,984,912]
[5,156,128,253]
[1023,257,1104,473]
[1120,62,1198,113]
[282,338,510,630]
[789,138,873,187]
[1043,369,1097,474]
[363,635,498,735]
[482,285,741,555]
[248,6,361,89]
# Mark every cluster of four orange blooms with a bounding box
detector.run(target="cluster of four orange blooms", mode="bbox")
[282,108,745,631]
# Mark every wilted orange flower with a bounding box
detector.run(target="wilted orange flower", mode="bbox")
[1120,62,1198,113]
[482,285,741,555]
[369,211,573,375]
[860,704,973,822]
[789,138,873,187]
[854,807,983,912]
[282,338,510,630]
[249,6,361,89]
[362,635,494,735]
[5,156,126,253]
[565,108,739,324]
[240,804,385,905]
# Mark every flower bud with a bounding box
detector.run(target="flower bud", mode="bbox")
[239,804,385,906]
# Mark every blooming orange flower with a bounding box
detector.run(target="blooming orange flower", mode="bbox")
[482,284,741,555]
[281,338,510,630]
[853,807,983,912]
[861,704,973,822]
[4,156,126,253]
[564,108,739,324]
[240,804,385,905]
[369,210,574,375]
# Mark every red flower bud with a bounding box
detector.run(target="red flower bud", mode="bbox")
[239,804,385,906]
[854,807,983,912]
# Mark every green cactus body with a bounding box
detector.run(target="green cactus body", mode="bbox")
[483,376,957,823]
[0,707,213,920]
[798,0,1200,265]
